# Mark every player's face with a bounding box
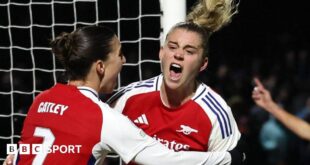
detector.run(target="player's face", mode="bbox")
[160,28,207,90]
[100,36,126,93]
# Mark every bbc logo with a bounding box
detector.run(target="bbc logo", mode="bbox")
[7,144,82,154]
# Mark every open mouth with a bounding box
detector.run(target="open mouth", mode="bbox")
[169,63,182,80]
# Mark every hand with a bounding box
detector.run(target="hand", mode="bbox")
[2,154,14,165]
[252,78,274,111]
[228,138,246,165]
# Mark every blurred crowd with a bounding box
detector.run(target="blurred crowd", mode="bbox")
[203,32,310,165]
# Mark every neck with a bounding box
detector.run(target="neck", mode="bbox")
[160,81,197,108]
[68,80,99,92]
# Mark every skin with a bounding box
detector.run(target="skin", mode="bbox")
[252,78,310,141]
[159,28,208,108]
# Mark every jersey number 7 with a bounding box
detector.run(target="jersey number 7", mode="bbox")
[32,127,55,164]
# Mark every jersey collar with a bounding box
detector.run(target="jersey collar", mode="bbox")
[77,86,99,100]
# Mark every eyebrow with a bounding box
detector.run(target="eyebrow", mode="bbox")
[168,41,199,50]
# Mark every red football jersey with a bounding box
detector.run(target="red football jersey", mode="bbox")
[18,84,102,164]
[16,84,157,165]
[110,75,240,153]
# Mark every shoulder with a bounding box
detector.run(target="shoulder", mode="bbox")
[193,83,240,141]
[32,84,73,106]
[107,75,162,104]
[192,83,233,124]
[79,88,112,112]
[193,82,229,109]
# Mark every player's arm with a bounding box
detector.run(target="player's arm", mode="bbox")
[252,78,310,141]
[99,104,245,165]
[204,92,246,164]
[134,142,231,165]
[134,140,246,165]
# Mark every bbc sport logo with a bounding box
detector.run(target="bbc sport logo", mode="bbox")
[7,144,82,154]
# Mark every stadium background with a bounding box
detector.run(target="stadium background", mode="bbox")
[0,0,309,164]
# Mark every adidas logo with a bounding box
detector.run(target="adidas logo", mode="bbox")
[134,114,149,125]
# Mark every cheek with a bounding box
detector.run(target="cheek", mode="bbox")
[160,50,172,60]
[117,61,123,72]
[185,58,201,71]
[161,60,169,71]
[111,58,122,72]
[106,63,120,81]
[161,55,171,65]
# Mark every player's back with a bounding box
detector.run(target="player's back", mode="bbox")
[17,83,102,164]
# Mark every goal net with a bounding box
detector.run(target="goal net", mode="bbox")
[0,0,188,163]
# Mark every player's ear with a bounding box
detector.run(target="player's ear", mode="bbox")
[199,57,208,72]
[96,60,105,75]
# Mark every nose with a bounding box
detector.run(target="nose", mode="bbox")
[174,49,184,60]
[122,55,126,64]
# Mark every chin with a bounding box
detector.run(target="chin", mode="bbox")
[164,78,181,90]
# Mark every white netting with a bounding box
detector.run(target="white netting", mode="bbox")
[0,0,163,163]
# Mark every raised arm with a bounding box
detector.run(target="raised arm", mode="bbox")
[252,78,310,141]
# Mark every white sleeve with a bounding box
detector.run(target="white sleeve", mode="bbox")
[196,87,241,152]
[99,104,232,165]
[100,104,154,163]
[134,141,232,165]
[208,105,241,151]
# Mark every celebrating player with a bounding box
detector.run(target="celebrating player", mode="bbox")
[4,25,245,165]
[108,0,245,164]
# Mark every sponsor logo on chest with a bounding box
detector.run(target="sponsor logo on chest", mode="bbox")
[153,134,190,151]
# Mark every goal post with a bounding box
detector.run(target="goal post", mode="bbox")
[160,0,186,45]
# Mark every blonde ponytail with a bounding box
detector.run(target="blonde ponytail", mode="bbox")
[186,0,238,32]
